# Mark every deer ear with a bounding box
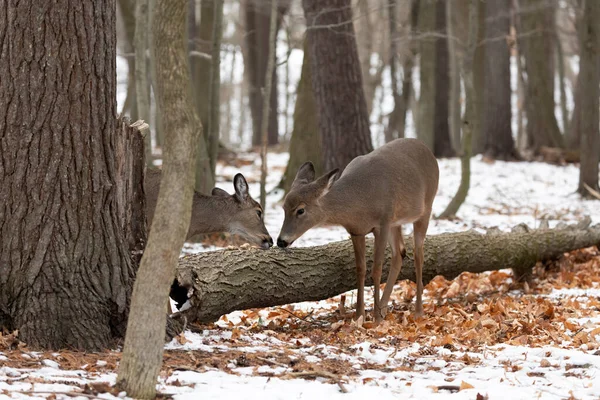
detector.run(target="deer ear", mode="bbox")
[293,161,316,187]
[315,168,339,193]
[212,187,230,197]
[233,173,249,201]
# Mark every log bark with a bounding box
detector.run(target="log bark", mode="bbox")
[174,221,600,324]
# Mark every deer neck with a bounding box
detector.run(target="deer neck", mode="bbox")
[187,195,232,237]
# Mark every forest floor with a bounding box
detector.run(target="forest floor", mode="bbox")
[2,152,600,400]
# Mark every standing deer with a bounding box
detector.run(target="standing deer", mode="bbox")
[277,138,439,322]
[145,168,273,249]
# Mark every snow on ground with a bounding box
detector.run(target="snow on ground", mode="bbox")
[2,148,600,400]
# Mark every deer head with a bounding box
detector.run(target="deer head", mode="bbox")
[277,162,339,248]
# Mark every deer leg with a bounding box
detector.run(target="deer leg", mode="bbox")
[351,234,367,321]
[413,216,430,318]
[372,225,389,323]
[380,226,403,308]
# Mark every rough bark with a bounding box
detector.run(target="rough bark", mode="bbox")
[303,0,373,172]
[518,0,564,150]
[433,0,453,157]
[0,0,144,350]
[280,39,322,194]
[438,0,478,219]
[577,0,600,196]
[244,0,285,146]
[483,0,516,160]
[174,221,600,324]
[117,0,201,397]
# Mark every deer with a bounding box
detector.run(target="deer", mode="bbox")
[145,168,273,250]
[277,138,439,323]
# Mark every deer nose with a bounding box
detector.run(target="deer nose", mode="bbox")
[261,237,273,249]
[277,237,289,248]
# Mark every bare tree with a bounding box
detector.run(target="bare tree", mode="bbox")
[0,0,143,349]
[303,0,373,171]
[208,0,224,177]
[117,0,202,397]
[260,0,278,209]
[577,0,599,196]
[433,0,454,157]
[483,0,516,160]
[518,0,564,150]
[438,0,479,219]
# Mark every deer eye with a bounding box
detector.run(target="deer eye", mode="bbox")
[256,210,262,219]
[296,208,305,216]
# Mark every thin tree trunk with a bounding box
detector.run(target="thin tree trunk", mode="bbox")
[447,0,464,153]
[259,0,278,210]
[568,72,582,150]
[280,39,322,194]
[208,0,224,178]
[433,0,454,157]
[384,0,400,143]
[149,0,163,150]
[175,221,600,323]
[483,0,516,160]
[135,0,152,166]
[518,0,564,151]
[0,0,142,350]
[555,30,569,136]
[117,0,202,397]
[438,0,479,219]
[472,0,486,155]
[577,0,600,196]
[303,0,374,172]
[397,0,420,139]
[417,0,436,150]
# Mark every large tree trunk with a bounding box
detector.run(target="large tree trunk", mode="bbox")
[0,0,144,350]
[244,0,285,147]
[483,0,516,160]
[174,221,600,324]
[577,0,600,196]
[280,39,322,194]
[117,0,201,397]
[433,0,454,157]
[518,0,564,151]
[303,0,373,172]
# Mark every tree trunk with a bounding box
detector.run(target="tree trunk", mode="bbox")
[244,0,284,147]
[149,0,163,150]
[191,0,213,133]
[259,0,278,210]
[417,0,436,151]
[433,0,454,157]
[0,0,145,350]
[303,0,373,172]
[135,0,152,166]
[384,0,400,143]
[438,0,479,219]
[518,0,564,151]
[577,0,600,197]
[447,0,467,153]
[472,0,486,155]
[208,0,224,178]
[280,39,322,194]
[174,221,600,324]
[568,72,582,150]
[483,0,516,160]
[117,0,201,397]
[386,0,419,142]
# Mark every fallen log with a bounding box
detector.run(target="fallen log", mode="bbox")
[174,220,600,323]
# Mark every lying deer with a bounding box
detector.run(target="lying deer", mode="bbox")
[277,138,439,322]
[145,168,273,249]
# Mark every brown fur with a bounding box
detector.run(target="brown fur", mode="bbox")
[145,168,272,249]
[279,138,439,322]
